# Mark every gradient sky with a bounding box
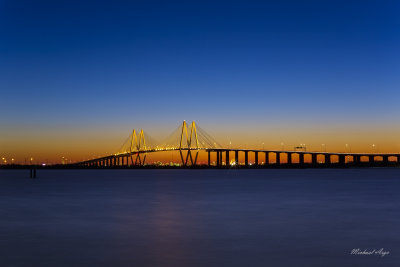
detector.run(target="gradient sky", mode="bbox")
[1,0,399,163]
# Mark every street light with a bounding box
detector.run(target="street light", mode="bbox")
[281,142,284,150]
[345,144,350,162]
[321,144,326,152]
[262,142,264,150]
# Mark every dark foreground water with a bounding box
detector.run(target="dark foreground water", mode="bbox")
[0,169,399,267]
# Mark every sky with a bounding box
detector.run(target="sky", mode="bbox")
[0,0,399,163]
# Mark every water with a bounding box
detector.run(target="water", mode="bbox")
[0,169,399,267]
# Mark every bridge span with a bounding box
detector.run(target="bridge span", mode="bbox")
[74,121,400,168]
[76,147,400,167]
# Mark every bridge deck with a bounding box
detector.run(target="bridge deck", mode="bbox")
[76,147,400,166]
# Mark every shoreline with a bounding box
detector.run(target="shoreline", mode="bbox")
[1,163,399,170]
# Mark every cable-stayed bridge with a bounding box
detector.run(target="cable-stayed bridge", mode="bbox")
[75,121,400,167]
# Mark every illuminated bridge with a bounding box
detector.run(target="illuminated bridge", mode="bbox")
[74,121,400,168]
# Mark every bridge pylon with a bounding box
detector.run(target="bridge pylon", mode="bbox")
[129,129,147,166]
[179,120,199,166]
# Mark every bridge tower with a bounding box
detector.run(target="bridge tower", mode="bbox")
[129,129,147,165]
[179,120,199,166]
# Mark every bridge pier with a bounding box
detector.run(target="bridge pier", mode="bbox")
[220,151,223,166]
[311,154,317,165]
[299,153,304,165]
[287,153,292,164]
[276,152,280,164]
[216,151,220,167]
[208,151,211,166]
[254,152,258,166]
[369,155,374,164]
[354,155,360,164]
[226,151,229,166]
[235,151,239,166]
[383,155,389,163]
[339,155,345,165]
[265,152,269,165]
[244,151,248,166]
[325,154,331,164]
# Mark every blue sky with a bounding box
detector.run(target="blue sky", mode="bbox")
[0,0,399,160]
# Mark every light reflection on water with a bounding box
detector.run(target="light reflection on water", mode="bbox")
[0,169,399,267]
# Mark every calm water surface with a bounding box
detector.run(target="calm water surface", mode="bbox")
[0,169,399,267]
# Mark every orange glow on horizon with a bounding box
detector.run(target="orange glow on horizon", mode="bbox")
[1,123,399,164]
